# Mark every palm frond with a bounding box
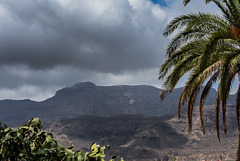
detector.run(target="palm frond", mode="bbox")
[199,31,231,70]
[225,0,240,24]
[182,0,212,6]
[212,0,233,22]
[182,0,191,6]
[219,52,240,134]
[159,39,204,80]
[160,0,240,159]
[187,83,203,134]
[163,13,227,37]
[199,70,220,134]
[162,54,200,91]
[216,86,221,142]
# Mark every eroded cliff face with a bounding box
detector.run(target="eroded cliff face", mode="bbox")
[47,105,238,160]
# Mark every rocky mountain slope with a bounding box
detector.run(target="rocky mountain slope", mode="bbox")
[47,105,238,160]
[47,114,188,160]
[0,82,233,126]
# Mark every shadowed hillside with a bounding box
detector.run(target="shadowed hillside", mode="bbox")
[47,105,238,160]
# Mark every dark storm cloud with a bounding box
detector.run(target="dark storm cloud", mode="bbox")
[0,0,220,101]
[0,0,166,72]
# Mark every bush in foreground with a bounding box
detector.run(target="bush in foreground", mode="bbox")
[0,117,123,161]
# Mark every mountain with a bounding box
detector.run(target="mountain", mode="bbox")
[0,82,238,160]
[47,105,238,160]
[0,82,236,126]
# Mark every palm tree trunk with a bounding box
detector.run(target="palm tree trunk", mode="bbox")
[237,131,240,161]
[236,85,240,161]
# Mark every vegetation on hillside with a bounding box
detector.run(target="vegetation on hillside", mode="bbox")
[159,0,240,160]
[0,117,123,161]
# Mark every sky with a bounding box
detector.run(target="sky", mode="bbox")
[0,0,219,101]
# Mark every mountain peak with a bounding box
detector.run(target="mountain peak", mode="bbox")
[54,82,96,96]
[70,82,96,89]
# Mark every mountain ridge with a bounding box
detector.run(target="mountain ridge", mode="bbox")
[0,82,236,126]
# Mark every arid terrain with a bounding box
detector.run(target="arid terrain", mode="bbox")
[47,105,238,160]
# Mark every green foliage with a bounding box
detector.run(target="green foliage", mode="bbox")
[160,0,240,139]
[159,0,240,160]
[0,117,123,161]
[170,155,179,161]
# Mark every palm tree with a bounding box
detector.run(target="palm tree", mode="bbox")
[159,0,240,160]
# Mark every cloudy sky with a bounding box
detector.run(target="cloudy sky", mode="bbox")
[0,0,218,101]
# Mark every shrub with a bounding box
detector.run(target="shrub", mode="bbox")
[0,117,123,161]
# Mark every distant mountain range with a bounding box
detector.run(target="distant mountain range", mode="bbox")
[0,82,236,126]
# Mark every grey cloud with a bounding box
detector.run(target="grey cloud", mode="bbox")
[0,0,167,72]
[0,0,221,101]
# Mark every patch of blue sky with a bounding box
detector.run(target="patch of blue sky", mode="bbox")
[150,0,167,7]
